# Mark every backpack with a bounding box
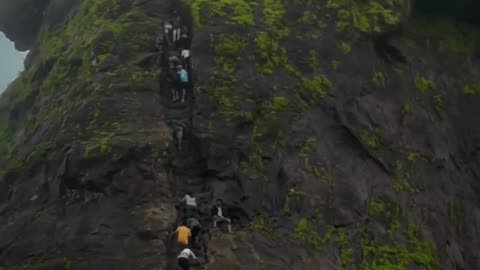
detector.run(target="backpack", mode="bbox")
[180,70,189,83]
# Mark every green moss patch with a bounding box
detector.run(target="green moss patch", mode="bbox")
[415,76,437,94]
[360,128,384,150]
[327,0,405,33]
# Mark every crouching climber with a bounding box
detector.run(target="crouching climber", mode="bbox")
[171,221,191,248]
[167,120,186,150]
[211,199,232,233]
[187,217,201,246]
[177,248,199,270]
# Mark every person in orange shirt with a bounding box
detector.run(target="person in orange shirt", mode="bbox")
[171,221,191,247]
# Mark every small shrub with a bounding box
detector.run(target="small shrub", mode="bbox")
[338,41,351,55]
[402,103,414,115]
[415,76,437,94]
[341,248,354,268]
[372,71,386,87]
[309,50,320,69]
[393,179,419,193]
[294,220,346,250]
[463,84,480,96]
[251,211,275,239]
[214,34,247,58]
[300,137,317,158]
[301,75,332,101]
[360,128,384,150]
[369,200,385,216]
[271,96,290,111]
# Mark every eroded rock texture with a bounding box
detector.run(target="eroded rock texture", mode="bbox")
[0,0,479,269]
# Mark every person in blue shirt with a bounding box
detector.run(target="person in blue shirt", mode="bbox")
[176,65,190,103]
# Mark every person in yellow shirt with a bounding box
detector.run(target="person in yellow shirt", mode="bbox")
[171,221,191,247]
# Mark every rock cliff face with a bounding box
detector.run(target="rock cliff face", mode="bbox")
[0,0,480,269]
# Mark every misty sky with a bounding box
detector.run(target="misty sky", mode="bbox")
[0,32,28,93]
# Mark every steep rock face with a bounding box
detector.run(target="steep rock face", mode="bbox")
[0,0,179,269]
[0,0,480,269]
[187,0,480,269]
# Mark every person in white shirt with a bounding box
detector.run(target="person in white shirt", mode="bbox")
[173,26,181,46]
[211,199,232,233]
[181,192,197,218]
[181,49,191,71]
[164,21,173,47]
[177,248,198,270]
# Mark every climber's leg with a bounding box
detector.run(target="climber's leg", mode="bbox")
[176,128,183,150]
[213,216,219,228]
[172,88,177,101]
[178,257,189,270]
[181,88,186,103]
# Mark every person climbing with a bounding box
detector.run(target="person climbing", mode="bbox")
[173,23,182,47]
[164,21,173,47]
[181,48,191,72]
[171,87,179,102]
[171,221,191,248]
[177,65,189,103]
[155,31,163,51]
[167,120,187,150]
[178,31,190,49]
[187,217,201,246]
[211,199,232,233]
[177,248,199,270]
[181,192,197,218]
[168,52,181,71]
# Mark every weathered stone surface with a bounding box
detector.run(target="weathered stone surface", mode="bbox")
[0,0,480,269]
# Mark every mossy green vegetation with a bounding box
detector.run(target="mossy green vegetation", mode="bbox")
[263,0,289,38]
[402,102,414,115]
[239,149,267,181]
[327,0,404,33]
[300,137,317,159]
[463,84,480,96]
[301,75,332,103]
[0,0,159,180]
[185,0,256,28]
[393,160,420,194]
[309,50,320,69]
[294,219,348,250]
[372,71,386,87]
[338,41,352,55]
[341,248,354,268]
[255,32,290,76]
[365,199,439,269]
[251,210,276,239]
[360,128,384,150]
[415,76,437,94]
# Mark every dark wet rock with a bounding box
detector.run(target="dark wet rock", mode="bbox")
[0,0,480,269]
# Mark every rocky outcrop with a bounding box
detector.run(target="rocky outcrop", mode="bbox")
[0,0,51,51]
[0,0,480,269]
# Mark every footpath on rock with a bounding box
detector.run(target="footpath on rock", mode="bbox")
[157,7,230,270]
